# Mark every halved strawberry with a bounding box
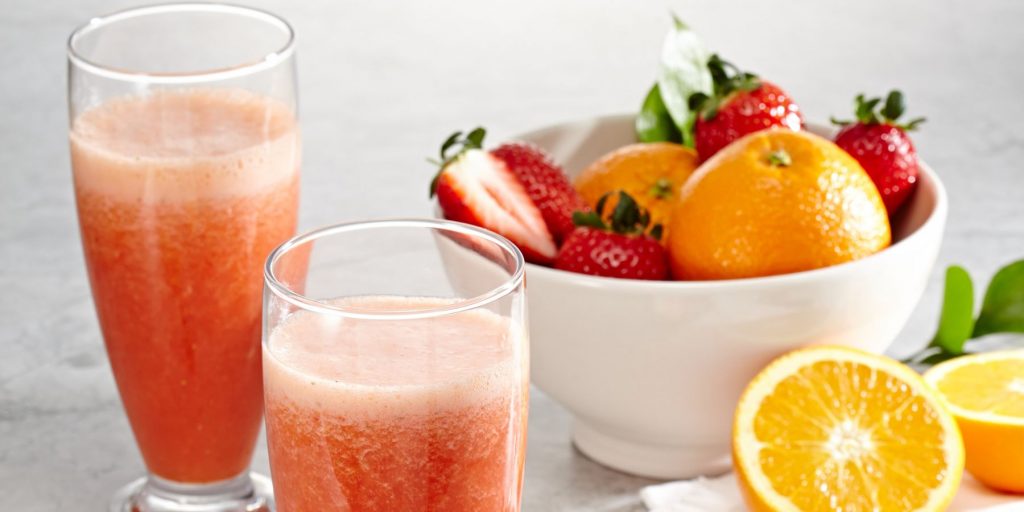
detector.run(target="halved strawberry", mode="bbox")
[491,142,588,244]
[431,130,557,264]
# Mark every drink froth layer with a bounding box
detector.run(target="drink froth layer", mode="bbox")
[264,296,523,421]
[70,88,299,201]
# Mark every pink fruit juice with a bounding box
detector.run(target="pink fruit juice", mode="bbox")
[70,89,300,482]
[264,296,528,512]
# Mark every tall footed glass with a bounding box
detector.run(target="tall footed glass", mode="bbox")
[263,219,529,511]
[67,4,300,511]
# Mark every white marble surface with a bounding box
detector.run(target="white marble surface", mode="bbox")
[2,1,1023,510]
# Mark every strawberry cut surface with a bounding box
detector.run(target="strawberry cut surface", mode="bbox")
[491,142,588,244]
[436,149,557,264]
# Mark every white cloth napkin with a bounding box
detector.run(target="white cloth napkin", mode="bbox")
[641,473,743,512]
[640,473,1024,512]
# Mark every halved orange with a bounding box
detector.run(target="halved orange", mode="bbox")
[924,349,1024,493]
[734,346,964,511]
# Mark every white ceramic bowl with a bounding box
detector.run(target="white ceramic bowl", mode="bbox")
[502,115,948,480]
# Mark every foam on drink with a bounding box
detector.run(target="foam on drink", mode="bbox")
[71,88,299,201]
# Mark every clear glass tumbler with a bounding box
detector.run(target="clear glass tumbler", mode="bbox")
[67,4,300,511]
[263,219,529,511]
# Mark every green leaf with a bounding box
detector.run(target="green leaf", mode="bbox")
[610,191,640,232]
[595,192,610,216]
[465,127,486,149]
[636,84,682,143]
[917,350,963,366]
[671,12,688,30]
[973,260,1024,337]
[649,224,664,241]
[440,131,462,160]
[930,265,975,355]
[881,90,905,121]
[655,18,713,147]
[572,211,606,230]
[429,170,441,198]
[855,96,882,124]
[904,117,927,131]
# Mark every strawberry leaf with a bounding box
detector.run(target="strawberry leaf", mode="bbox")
[429,127,488,197]
[440,131,463,160]
[903,117,927,131]
[587,191,660,237]
[830,116,852,127]
[649,224,664,241]
[610,191,640,233]
[655,16,713,147]
[841,90,924,130]
[855,95,882,124]
[881,90,906,122]
[973,260,1024,337]
[637,83,683,143]
[429,170,442,197]
[691,54,761,122]
[465,127,486,149]
[572,211,607,230]
[595,193,610,216]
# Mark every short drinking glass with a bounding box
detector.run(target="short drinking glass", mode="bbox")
[263,219,529,511]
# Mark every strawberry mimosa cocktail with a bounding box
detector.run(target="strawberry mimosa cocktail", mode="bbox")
[262,220,529,512]
[68,5,298,510]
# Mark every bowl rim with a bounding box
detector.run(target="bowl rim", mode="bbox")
[445,114,949,290]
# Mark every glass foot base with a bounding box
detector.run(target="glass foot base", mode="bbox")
[110,472,274,512]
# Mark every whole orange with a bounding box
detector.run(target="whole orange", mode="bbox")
[668,129,891,280]
[575,142,698,243]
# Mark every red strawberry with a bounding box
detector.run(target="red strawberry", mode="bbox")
[555,191,668,280]
[431,129,556,264]
[491,142,588,244]
[833,90,925,214]
[690,55,803,161]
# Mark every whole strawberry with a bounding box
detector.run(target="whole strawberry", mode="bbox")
[555,191,669,280]
[689,54,803,161]
[832,90,925,214]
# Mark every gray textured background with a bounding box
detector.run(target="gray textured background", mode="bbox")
[2,1,1023,510]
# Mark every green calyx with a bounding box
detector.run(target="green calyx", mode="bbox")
[428,127,487,197]
[766,150,792,167]
[649,178,673,199]
[687,54,761,121]
[830,90,926,131]
[572,190,663,241]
